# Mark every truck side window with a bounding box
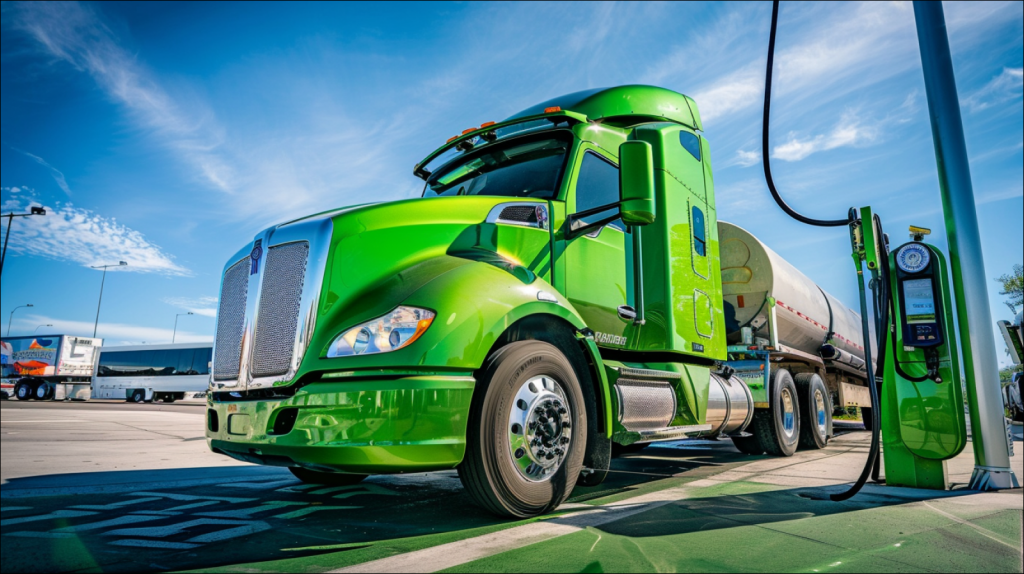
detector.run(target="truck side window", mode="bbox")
[576,152,624,231]
[680,131,701,161]
[692,206,707,257]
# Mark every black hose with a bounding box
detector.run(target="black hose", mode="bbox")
[762,1,879,501]
[763,1,850,229]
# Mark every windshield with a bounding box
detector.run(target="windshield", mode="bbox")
[423,135,570,199]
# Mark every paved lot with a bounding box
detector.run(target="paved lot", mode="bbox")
[1,400,1022,573]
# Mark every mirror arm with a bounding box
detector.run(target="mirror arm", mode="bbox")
[565,212,622,241]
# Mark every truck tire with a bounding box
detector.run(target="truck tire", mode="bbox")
[458,340,587,518]
[795,373,831,450]
[289,468,367,487]
[34,383,54,401]
[750,369,800,457]
[731,434,765,455]
[130,390,146,404]
[15,382,34,401]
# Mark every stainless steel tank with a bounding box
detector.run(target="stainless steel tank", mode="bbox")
[718,221,868,367]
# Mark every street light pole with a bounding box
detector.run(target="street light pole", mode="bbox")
[92,261,128,338]
[35,324,53,333]
[0,207,47,278]
[172,312,194,344]
[6,304,34,337]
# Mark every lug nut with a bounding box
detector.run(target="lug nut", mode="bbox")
[546,452,555,460]
[539,416,548,424]
[558,407,567,415]
[561,437,570,445]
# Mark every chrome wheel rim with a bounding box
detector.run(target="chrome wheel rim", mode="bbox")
[507,375,573,483]
[17,386,29,400]
[780,387,797,440]
[813,389,828,439]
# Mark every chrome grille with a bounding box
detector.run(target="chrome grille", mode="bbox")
[214,257,250,380]
[251,242,310,377]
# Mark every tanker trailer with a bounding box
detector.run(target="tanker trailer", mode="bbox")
[720,221,875,454]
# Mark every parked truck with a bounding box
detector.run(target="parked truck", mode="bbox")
[205,86,873,517]
[999,312,1023,422]
[1,335,102,401]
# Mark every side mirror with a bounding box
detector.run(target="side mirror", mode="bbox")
[619,141,656,226]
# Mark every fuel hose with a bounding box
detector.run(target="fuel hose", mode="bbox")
[762,0,880,502]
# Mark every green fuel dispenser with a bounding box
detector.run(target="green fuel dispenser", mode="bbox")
[881,228,968,490]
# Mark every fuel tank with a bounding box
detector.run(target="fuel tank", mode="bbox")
[718,221,868,369]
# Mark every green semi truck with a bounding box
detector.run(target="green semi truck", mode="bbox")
[206,85,872,517]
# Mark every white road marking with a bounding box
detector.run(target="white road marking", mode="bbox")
[131,491,256,504]
[53,514,168,533]
[4,531,76,539]
[0,510,97,527]
[197,501,308,519]
[221,479,300,490]
[71,497,162,511]
[331,484,703,573]
[923,502,1022,552]
[109,539,200,550]
[103,518,259,540]
[275,506,359,520]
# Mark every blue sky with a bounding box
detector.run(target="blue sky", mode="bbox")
[1,1,1021,364]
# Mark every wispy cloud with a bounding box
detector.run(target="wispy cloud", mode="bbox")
[13,313,211,345]
[163,296,218,318]
[1,187,190,275]
[771,113,879,162]
[12,1,234,193]
[963,68,1023,113]
[733,149,761,168]
[7,146,72,196]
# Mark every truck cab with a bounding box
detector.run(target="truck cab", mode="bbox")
[206,86,868,517]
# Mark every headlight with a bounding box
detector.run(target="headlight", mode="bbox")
[327,306,436,358]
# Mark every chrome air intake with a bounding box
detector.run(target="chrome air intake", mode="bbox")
[211,214,334,390]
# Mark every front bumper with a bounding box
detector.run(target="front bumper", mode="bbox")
[206,375,474,474]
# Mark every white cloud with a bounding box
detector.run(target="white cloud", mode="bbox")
[1,187,190,275]
[771,114,879,162]
[163,296,218,318]
[963,68,1024,113]
[7,146,73,197]
[12,1,234,193]
[690,68,763,124]
[12,313,212,346]
[734,149,761,168]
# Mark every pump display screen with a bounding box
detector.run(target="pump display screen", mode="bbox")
[903,279,937,324]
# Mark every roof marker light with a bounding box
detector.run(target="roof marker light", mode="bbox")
[462,128,476,135]
[446,136,459,143]
[544,106,562,113]
[480,121,496,128]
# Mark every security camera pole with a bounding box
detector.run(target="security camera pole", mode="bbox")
[92,261,128,338]
[0,206,47,278]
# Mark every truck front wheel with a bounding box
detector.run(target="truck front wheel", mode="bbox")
[458,341,587,518]
[130,390,146,404]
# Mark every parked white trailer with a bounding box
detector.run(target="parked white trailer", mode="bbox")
[92,343,213,403]
[1,335,103,401]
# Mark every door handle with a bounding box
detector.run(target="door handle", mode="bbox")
[617,306,637,322]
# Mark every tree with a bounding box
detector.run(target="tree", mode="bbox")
[997,264,1023,314]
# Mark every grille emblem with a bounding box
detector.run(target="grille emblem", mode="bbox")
[250,240,264,275]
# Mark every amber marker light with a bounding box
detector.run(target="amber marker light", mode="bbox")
[544,106,562,113]
[480,121,496,128]
[396,316,436,351]
[462,128,476,135]
[446,136,459,143]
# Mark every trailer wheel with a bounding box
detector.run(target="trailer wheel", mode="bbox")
[34,383,54,401]
[750,369,800,457]
[15,382,33,401]
[130,390,146,404]
[796,374,831,450]
[458,340,587,518]
[289,468,367,487]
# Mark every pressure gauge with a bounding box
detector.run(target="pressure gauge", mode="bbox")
[896,243,931,274]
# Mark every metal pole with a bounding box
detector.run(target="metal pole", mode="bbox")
[913,1,1018,490]
[1,214,13,277]
[173,315,180,344]
[93,266,108,338]
[6,305,32,337]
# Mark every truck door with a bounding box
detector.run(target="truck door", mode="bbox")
[562,146,632,347]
